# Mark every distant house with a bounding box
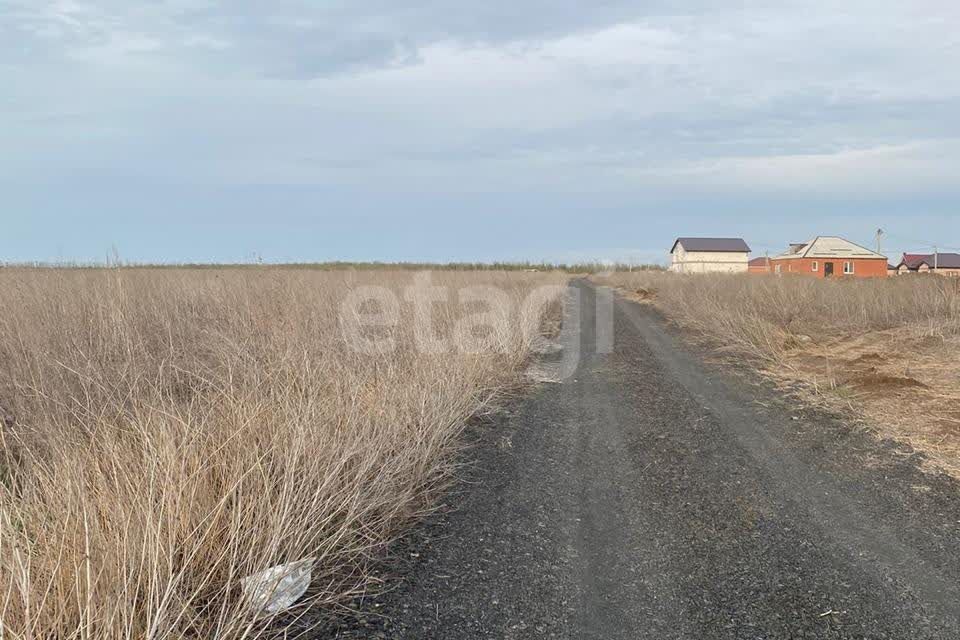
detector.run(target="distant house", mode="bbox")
[896,252,960,277]
[897,254,926,273]
[769,236,887,278]
[669,237,751,274]
[748,256,772,274]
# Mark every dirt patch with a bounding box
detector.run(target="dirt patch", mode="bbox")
[850,372,927,391]
[911,335,946,350]
[773,329,960,476]
[609,285,656,304]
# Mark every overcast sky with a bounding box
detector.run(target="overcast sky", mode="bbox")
[3,1,959,264]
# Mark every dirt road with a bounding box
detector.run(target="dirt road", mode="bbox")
[322,280,960,639]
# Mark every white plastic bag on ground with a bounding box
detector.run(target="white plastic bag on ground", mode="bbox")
[241,558,315,615]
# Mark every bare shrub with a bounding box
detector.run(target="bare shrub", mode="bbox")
[0,267,566,639]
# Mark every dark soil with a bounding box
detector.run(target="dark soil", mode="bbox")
[851,371,928,389]
[309,280,960,639]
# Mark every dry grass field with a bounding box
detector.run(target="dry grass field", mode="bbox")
[596,271,960,475]
[0,267,566,639]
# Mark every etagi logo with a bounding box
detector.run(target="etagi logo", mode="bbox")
[338,272,615,383]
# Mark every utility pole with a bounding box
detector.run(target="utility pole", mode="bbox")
[876,228,884,255]
[935,245,939,270]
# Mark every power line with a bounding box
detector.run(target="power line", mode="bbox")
[882,232,960,253]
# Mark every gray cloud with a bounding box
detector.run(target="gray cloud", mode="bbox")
[2,0,959,198]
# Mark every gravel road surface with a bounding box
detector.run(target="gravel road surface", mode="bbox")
[318,280,960,639]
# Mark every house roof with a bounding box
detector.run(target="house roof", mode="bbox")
[748,257,770,267]
[899,252,960,269]
[929,253,960,269]
[671,237,751,254]
[774,236,886,260]
[898,253,929,269]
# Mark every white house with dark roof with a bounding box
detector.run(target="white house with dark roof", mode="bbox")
[669,237,751,274]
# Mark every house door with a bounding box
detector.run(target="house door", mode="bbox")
[824,262,834,277]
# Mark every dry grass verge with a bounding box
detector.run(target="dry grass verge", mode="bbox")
[0,268,566,639]
[595,271,960,475]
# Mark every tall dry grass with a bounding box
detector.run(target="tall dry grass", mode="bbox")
[0,268,565,639]
[599,271,960,363]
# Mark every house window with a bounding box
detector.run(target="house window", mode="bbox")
[844,261,854,274]
[775,264,782,274]
[812,261,818,272]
